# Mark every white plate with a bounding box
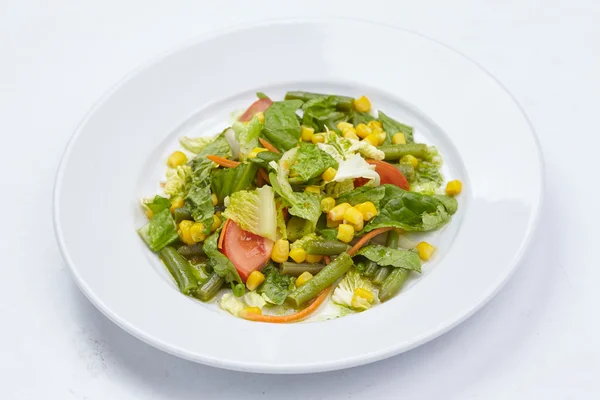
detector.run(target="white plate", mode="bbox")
[54,19,543,373]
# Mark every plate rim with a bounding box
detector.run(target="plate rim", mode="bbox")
[53,17,545,373]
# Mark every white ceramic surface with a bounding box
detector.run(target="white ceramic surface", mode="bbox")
[54,20,543,373]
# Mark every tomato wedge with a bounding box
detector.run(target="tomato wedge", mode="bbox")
[221,220,273,282]
[355,160,410,190]
[239,98,272,122]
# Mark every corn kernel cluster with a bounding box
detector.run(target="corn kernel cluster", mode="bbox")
[323,200,379,243]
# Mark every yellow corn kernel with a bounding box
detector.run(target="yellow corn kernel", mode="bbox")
[301,125,315,142]
[343,207,364,231]
[170,197,184,213]
[311,133,325,144]
[342,128,359,141]
[167,151,188,168]
[416,242,436,261]
[211,214,222,231]
[178,220,195,245]
[354,287,375,303]
[295,271,314,287]
[320,197,336,213]
[255,111,265,123]
[247,147,268,159]
[211,193,218,206]
[246,270,265,291]
[145,209,154,219]
[305,254,323,263]
[355,123,372,139]
[321,167,337,182]
[337,121,354,131]
[400,154,419,168]
[241,306,262,315]
[328,202,352,221]
[374,130,387,145]
[326,217,342,228]
[215,210,222,218]
[271,239,290,263]
[304,185,321,195]
[367,120,382,130]
[363,133,379,147]
[446,180,463,196]
[355,201,378,221]
[337,223,355,243]
[190,222,207,243]
[392,133,406,145]
[289,248,307,263]
[354,96,371,112]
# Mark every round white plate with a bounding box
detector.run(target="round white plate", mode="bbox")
[54,19,543,373]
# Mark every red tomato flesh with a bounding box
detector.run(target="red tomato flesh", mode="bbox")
[221,220,273,282]
[239,98,272,122]
[355,160,410,190]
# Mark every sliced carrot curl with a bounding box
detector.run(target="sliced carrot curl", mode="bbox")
[207,155,240,168]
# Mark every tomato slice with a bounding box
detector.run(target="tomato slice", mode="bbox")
[355,160,410,190]
[221,220,273,282]
[239,98,272,122]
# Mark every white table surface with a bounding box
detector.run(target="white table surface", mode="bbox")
[2,0,598,398]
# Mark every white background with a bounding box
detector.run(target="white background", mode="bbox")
[1,0,598,398]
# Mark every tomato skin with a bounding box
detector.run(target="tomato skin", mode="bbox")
[355,160,410,190]
[221,220,273,282]
[239,98,272,122]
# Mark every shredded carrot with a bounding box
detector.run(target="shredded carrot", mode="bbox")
[218,219,230,250]
[207,155,240,168]
[323,256,331,265]
[159,182,166,188]
[259,138,279,154]
[347,227,394,256]
[258,168,270,185]
[240,287,332,323]
[256,170,265,187]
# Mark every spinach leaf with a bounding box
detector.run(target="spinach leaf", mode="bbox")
[186,185,214,234]
[210,162,258,204]
[302,96,349,132]
[258,264,295,305]
[289,143,338,184]
[356,244,422,272]
[144,195,172,213]
[203,226,242,284]
[364,185,458,232]
[138,209,179,252]
[336,185,387,207]
[378,111,414,143]
[262,100,303,152]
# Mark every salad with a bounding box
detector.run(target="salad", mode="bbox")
[138,91,462,323]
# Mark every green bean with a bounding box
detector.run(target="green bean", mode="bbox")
[379,144,431,161]
[372,266,391,285]
[287,252,353,307]
[284,91,354,111]
[287,217,314,242]
[386,230,400,248]
[363,261,379,278]
[189,261,211,285]
[159,246,198,295]
[305,240,350,256]
[379,268,410,302]
[281,262,325,277]
[177,243,205,257]
[195,272,225,301]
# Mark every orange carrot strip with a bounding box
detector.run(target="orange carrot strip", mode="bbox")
[218,219,230,250]
[347,227,394,256]
[207,155,240,168]
[258,168,270,185]
[239,287,331,323]
[259,138,279,154]
[323,256,331,265]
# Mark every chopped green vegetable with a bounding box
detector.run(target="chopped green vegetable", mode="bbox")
[143,195,171,214]
[262,100,303,152]
[222,185,277,240]
[179,136,214,154]
[258,264,295,305]
[164,165,192,198]
[356,244,421,272]
[378,111,414,143]
[210,162,259,204]
[324,179,355,198]
[289,143,338,184]
[285,91,353,111]
[203,226,242,284]
[220,292,245,316]
[159,246,199,295]
[331,268,376,311]
[186,185,214,234]
[234,115,263,160]
[138,209,179,252]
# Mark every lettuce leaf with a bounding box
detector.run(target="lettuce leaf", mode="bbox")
[262,100,303,152]
[377,111,414,143]
[332,268,377,311]
[222,185,277,240]
[137,209,179,252]
[301,95,349,132]
[258,264,295,305]
[289,143,338,184]
[337,185,386,207]
[234,116,263,160]
[164,165,192,198]
[356,245,422,272]
[186,185,214,234]
[203,226,242,284]
[143,195,171,213]
[179,136,214,154]
[324,179,354,198]
[210,162,259,205]
[412,161,444,195]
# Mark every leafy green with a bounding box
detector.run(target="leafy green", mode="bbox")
[378,111,414,143]
[179,136,214,154]
[351,111,375,126]
[256,92,270,100]
[262,100,303,152]
[302,95,349,132]
[331,268,376,311]
[356,245,422,272]
[203,226,242,284]
[289,143,338,184]
[143,195,171,213]
[318,131,384,162]
[164,165,192,198]
[269,148,321,225]
[138,209,179,252]
[222,185,277,240]
[324,179,355,198]
[362,185,458,232]
[286,217,316,242]
[232,116,263,160]
[337,185,387,207]
[220,293,245,316]
[258,264,295,305]
[189,133,232,183]
[276,198,287,240]
[186,185,214,234]
[412,161,444,195]
[289,233,320,249]
[210,162,258,204]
